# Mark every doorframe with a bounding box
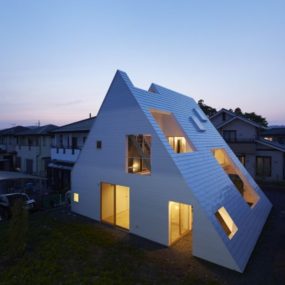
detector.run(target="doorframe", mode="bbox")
[168,201,193,245]
[100,182,130,230]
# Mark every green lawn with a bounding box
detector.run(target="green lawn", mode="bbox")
[0,209,219,285]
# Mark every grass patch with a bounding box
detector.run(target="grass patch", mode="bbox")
[0,209,219,285]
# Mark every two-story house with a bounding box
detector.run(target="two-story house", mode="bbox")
[0,126,29,171]
[71,70,271,272]
[15,125,58,177]
[211,109,285,182]
[48,117,95,191]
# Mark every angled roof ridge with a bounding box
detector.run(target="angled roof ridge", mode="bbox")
[51,117,96,133]
[115,70,134,89]
[0,125,30,135]
[17,124,58,135]
[256,138,285,152]
[210,108,235,119]
[148,83,193,100]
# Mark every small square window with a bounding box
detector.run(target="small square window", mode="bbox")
[215,207,238,239]
[73,193,79,203]
[96,140,102,149]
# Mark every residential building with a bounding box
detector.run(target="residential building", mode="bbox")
[261,127,285,145]
[48,117,95,191]
[71,71,271,272]
[210,109,285,182]
[15,125,58,177]
[0,126,29,171]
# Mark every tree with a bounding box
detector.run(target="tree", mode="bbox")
[198,100,268,127]
[244,112,268,127]
[234,108,243,116]
[198,99,217,117]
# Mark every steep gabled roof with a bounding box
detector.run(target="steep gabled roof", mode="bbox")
[115,71,271,272]
[51,117,95,134]
[17,124,58,136]
[211,108,266,129]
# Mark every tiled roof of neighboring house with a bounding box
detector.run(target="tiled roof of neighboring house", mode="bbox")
[51,117,95,133]
[17,124,58,136]
[261,127,285,136]
[256,138,285,152]
[211,108,267,129]
[0,126,29,135]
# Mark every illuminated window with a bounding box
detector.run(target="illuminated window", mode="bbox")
[212,148,259,207]
[127,135,151,175]
[73,193,79,203]
[150,109,195,153]
[215,207,238,239]
[101,183,130,230]
[169,201,192,245]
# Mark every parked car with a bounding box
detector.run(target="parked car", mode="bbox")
[0,193,36,221]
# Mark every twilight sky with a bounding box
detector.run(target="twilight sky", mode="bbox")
[0,0,284,129]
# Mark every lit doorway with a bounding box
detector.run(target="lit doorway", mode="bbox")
[169,201,192,245]
[101,182,130,230]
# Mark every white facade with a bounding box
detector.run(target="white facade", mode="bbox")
[72,71,272,272]
[51,132,87,163]
[16,136,52,176]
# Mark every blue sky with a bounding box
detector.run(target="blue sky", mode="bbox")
[0,0,284,128]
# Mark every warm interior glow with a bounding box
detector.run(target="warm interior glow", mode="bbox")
[169,201,192,245]
[150,109,195,153]
[101,182,130,230]
[215,207,238,239]
[73,193,79,203]
[212,148,260,207]
[127,135,151,174]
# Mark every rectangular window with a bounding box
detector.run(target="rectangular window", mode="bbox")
[127,135,151,174]
[223,130,236,142]
[237,155,246,166]
[213,148,259,207]
[215,207,238,239]
[150,109,195,153]
[256,156,271,177]
[96,140,102,149]
[73,193,79,202]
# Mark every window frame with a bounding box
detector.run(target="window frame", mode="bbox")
[256,156,272,177]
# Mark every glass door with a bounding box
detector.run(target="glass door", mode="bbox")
[101,183,130,230]
[169,201,192,244]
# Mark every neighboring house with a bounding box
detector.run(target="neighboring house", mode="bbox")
[71,71,271,272]
[0,126,29,171]
[211,109,285,182]
[261,127,285,145]
[48,117,95,191]
[15,125,58,177]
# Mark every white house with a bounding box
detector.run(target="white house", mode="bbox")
[71,71,272,272]
[211,109,285,182]
[15,125,57,177]
[48,117,95,190]
[0,126,29,171]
